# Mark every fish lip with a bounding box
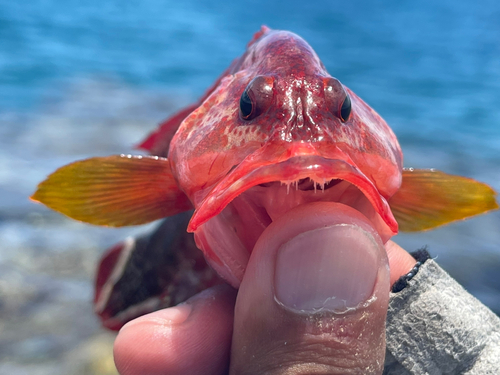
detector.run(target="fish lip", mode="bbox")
[188,155,398,235]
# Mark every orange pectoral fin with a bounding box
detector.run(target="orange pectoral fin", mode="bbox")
[31,155,192,227]
[389,169,498,232]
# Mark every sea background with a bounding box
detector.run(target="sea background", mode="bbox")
[1,0,499,373]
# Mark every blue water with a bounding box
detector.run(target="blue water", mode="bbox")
[1,0,500,348]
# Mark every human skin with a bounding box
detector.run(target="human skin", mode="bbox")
[114,203,415,375]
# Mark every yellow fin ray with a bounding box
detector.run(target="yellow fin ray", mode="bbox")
[390,169,498,232]
[31,155,192,227]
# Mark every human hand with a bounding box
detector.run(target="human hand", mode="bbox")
[114,203,416,374]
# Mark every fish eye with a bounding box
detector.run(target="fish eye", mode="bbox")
[240,90,254,119]
[340,94,351,122]
[239,75,274,121]
[324,77,351,123]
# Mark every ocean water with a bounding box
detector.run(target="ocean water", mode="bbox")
[1,0,500,373]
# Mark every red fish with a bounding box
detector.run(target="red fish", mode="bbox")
[31,27,498,330]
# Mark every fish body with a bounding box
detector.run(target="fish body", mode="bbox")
[31,27,498,329]
[166,27,402,285]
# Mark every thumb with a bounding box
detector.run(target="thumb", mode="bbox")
[230,202,390,375]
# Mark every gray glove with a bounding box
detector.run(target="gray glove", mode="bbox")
[384,256,500,374]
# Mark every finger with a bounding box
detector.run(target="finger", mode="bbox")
[114,284,236,375]
[385,240,417,286]
[230,202,391,375]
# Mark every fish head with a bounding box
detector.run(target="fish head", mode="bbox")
[168,28,404,286]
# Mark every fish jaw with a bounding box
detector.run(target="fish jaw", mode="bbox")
[188,151,399,287]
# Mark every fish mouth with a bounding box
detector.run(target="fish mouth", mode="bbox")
[189,155,398,287]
